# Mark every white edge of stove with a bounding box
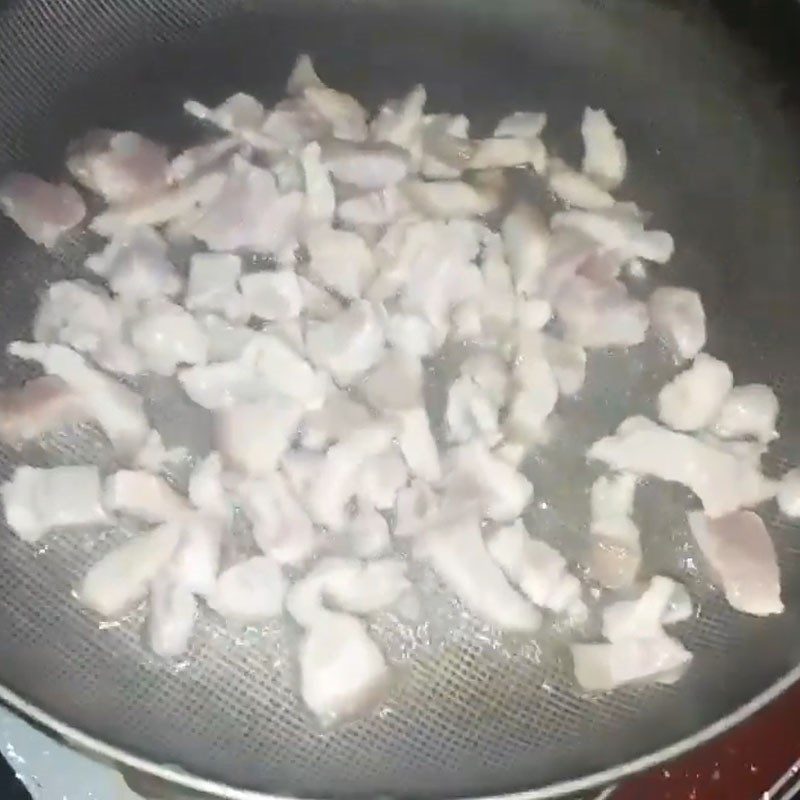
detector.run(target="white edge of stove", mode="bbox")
[0,703,145,800]
[0,699,616,800]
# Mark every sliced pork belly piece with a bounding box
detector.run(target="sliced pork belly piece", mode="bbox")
[393,478,440,539]
[470,136,547,173]
[301,141,335,226]
[581,108,627,190]
[418,113,472,179]
[337,185,408,228]
[601,576,692,642]
[184,253,244,321]
[166,514,223,598]
[187,453,231,523]
[463,352,510,406]
[446,352,509,445]
[147,576,197,658]
[8,342,149,455]
[494,111,547,139]
[356,450,409,512]
[267,152,303,195]
[260,98,331,150]
[479,232,516,339]
[688,510,783,616]
[711,384,779,444]
[536,227,598,302]
[502,204,550,295]
[648,286,706,361]
[302,85,369,142]
[324,558,410,614]
[207,556,286,624]
[178,353,269,410]
[322,139,410,189]
[0,172,85,247]
[103,470,190,523]
[286,558,357,626]
[299,388,372,451]
[369,218,465,305]
[518,297,553,331]
[186,156,303,255]
[299,611,390,723]
[91,171,225,236]
[240,271,304,322]
[80,522,181,617]
[589,472,641,589]
[551,207,674,265]
[179,333,325,410]
[777,469,800,518]
[403,179,497,219]
[446,374,502,445]
[33,279,141,376]
[696,433,768,466]
[487,519,587,623]
[590,471,637,520]
[506,337,559,441]
[183,95,280,155]
[444,441,533,523]
[657,353,733,432]
[548,159,614,210]
[542,335,587,396]
[588,416,775,517]
[287,53,325,96]
[296,275,343,321]
[67,129,169,204]
[396,406,441,483]
[571,635,692,691]
[2,465,108,542]
[215,397,304,477]
[86,227,181,304]
[493,439,527,468]
[33,279,124,355]
[167,137,239,184]
[371,83,427,152]
[348,501,392,558]
[360,352,440,482]
[184,93,265,135]
[0,377,89,446]
[195,314,257,364]
[134,430,188,473]
[555,275,648,349]
[306,227,375,299]
[383,311,443,359]
[286,557,410,627]
[307,422,395,530]
[235,472,317,566]
[306,301,385,386]
[129,300,208,376]
[397,224,483,337]
[413,514,541,633]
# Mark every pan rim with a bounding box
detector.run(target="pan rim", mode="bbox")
[1,664,799,800]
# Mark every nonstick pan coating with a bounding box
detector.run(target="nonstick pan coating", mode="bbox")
[1,1,800,797]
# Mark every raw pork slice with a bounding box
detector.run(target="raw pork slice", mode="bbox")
[0,172,85,246]
[688,510,783,617]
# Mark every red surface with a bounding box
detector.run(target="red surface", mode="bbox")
[613,680,800,800]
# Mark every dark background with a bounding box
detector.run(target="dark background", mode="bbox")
[0,749,29,800]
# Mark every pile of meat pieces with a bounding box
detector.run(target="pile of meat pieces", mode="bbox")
[577,362,788,688]
[1,55,798,720]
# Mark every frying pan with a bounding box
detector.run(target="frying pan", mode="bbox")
[1,0,800,798]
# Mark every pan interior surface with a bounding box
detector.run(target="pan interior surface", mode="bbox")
[1,1,800,797]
